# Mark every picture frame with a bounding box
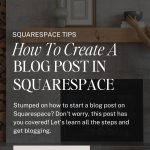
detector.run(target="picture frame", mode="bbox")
[65,0,95,27]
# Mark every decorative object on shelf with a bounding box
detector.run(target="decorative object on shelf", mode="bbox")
[53,0,69,27]
[65,0,95,27]
[124,11,143,21]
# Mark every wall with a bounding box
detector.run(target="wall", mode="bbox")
[6,0,150,144]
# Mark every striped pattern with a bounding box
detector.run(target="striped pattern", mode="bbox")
[0,0,6,142]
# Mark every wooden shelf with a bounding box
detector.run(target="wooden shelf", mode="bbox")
[20,28,143,43]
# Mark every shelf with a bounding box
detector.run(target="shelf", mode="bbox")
[20,28,143,43]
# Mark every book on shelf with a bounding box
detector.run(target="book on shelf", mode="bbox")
[122,21,145,25]
[121,21,145,28]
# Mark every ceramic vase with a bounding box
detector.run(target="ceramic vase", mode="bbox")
[53,0,69,27]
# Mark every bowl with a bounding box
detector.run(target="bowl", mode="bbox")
[124,11,143,21]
